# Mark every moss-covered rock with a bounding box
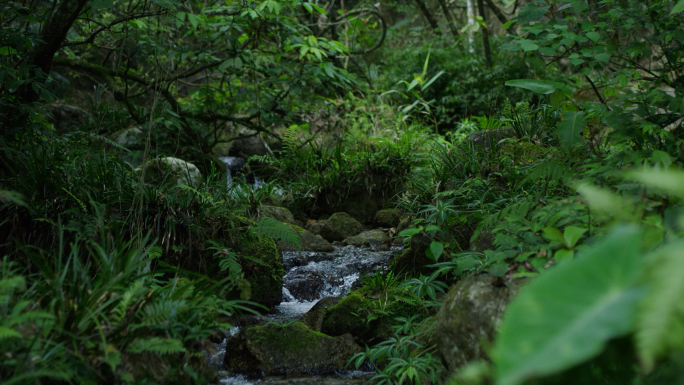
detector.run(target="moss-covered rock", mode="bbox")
[321,287,424,345]
[302,297,341,332]
[259,205,300,226]
[374,208,404,228]
[435,274,526,371]
[320,212,363,242]
[137,157,202,186]
[343,229,390,247]
[236,229,285,308]
[224,322,361,375]
[280,223,333,252]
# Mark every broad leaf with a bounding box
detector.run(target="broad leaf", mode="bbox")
[671,0,684,14]
[517,4,549,23]
[505,79,568,95]
[494,226,644,385]
[563,226,587,248]
[558,111,586,148]
[636,241,684,371]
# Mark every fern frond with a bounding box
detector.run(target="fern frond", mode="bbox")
[127,337,187,355]
[252,217,301,249]
[113,280,144,323]
[473,198,538,239]
[636,242,684,372]
[138,299,188,327]
[0,326,22,340]
[518,160,573,189]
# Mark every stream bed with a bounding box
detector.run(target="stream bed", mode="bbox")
[210,244,402,384]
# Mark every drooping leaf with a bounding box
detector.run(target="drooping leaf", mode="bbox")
[426,241,444,261]
[671,0,684,14]
[542,227,564,243]
[636,241,684,372]
[494,226,644,385]
[558,111,586,148]
[505,79,568,95]
[575,183,631,218]
[127,337,187,354]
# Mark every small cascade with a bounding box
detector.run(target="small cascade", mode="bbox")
[215,244,402,384]
[219,156,246,186]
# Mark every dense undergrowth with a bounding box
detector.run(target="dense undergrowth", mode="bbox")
[3,0,684,384]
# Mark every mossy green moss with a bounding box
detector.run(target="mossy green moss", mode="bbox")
[321,286,424,344]
[236,229,285,308]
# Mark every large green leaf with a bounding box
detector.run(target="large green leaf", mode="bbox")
[636,241,684,372]
[505,79,568,95]
[671,0,684,14]
[558,111,586,148]
[494,226,644,385]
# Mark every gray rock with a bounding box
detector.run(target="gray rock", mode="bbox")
[343,229,390,247]
[223,322,362,375]
[302,297,341,332]
[137,157,202,187]
[435,274,526,371]
[280,224,334,252]
[320,212,363,242]
[112,126,144,149]
[47,103,90,133]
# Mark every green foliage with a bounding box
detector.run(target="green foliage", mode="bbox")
[494,226,644,385]
[252,216,301,249]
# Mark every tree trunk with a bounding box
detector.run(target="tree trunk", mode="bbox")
[18,0,90,104]
[413,0,441,35]
[436,0,460,38]
[484,0,516,35]
[477,0,492,67]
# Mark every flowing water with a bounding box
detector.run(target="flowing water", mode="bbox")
[211,244,403,384]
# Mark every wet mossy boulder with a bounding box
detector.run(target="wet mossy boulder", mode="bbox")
[280,223,334,252]
[320,212,363,242]
[236,229,285,309]
[343,229,390,247]
[374,208,404,228]
[302,297,341,332]
[223,322,362,375]
[137,157,202,186]
[259,205,299,226]
[321,287,424,345]
[435,274,526,371]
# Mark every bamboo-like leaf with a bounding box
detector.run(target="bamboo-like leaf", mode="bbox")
[494,226,643,385]
[127,337,187,355]
[505,79,568,95]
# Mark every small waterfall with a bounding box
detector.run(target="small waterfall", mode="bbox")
[219,156,246,186]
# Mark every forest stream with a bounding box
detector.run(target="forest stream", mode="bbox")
[209,244,403,384]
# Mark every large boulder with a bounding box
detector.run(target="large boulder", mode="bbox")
[138,157,202,186]
[280,223,333,252]
[223,322,362,375]
[47,102,90,133]
[435,274,526,371]
[302,297,341,332]
[112,126,144,150]
[320,212,363,242]
[321,288,423,345]
[259,205,299,226]
[343,229,390,247]
[374,208,404,228]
